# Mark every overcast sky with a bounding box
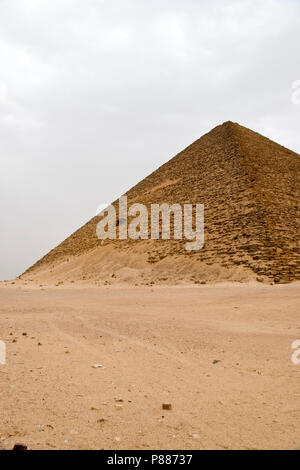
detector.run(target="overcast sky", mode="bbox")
[0,0,299,280]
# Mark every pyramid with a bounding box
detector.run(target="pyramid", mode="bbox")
[23,121,300,284]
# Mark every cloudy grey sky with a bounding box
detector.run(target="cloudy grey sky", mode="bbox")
[0,0,299,280]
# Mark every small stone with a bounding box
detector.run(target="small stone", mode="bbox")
[115,404,123,410]
[92,363,103,368]
[162,403,172,410]
[212,359,220,364]
[12,442,27,451]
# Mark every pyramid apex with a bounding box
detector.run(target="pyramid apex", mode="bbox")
[207,120,240,134]
[221,120,239,127]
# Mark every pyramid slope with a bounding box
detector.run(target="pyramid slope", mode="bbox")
[24,121,300,283]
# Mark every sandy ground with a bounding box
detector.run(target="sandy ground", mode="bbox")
[0,282,299,450]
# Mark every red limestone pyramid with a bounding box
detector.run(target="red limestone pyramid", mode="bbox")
[23,121,300,284]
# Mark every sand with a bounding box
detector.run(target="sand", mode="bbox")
[0,281,299,450]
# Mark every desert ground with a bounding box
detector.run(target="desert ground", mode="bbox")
[0,281,299,450]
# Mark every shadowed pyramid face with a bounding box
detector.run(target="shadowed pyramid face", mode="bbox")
[24,121,300,283]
